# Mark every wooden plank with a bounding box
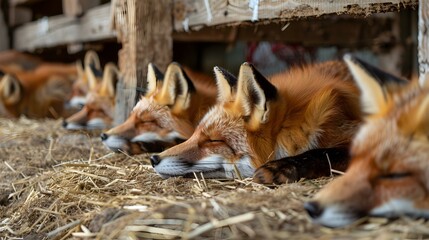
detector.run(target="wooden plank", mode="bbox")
[9,0,44,7]
[173,15,398,47]
[112,0,173,125]
[173,0,418,31]
[62,0,101,17]
[418,0,429,84]
[13,3,115,51]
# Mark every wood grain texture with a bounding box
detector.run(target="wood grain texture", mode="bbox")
[113,0,173,125]
[13,3,115,51]
[173,0,417,31]
[418,0,429,85]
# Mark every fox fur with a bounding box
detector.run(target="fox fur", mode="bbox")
[151,61,362,179]
[63,63,119,130]
[101,62,217,154]
[305,55,425,228]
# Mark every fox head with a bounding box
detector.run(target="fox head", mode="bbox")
[150,62,278,179]
[304,55,429,228]
[0,72,22,118]
[64,63,119,130]
[69,50,102,108]
[101,62,198,154]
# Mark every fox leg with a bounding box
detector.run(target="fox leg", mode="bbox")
[253,147,350,184]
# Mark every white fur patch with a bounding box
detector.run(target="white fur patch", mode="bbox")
[370,199,429,218]
[69,96,87,108]
[87,118,107,130]
[65,122,85,130]
[154,154,255,179]
[132,132,163,143]
[274,145,289,159]
[103,135,129,152]
[223,155,255,179]
[311,204,358,228]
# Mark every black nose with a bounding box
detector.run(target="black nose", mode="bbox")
[304,201,323,219]
[62,120,68,128]
[150,155,161,167]
[100,133,108,141]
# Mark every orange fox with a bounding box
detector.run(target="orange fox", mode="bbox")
[305,55,425,228]
[0,66,75,118]
[150,61,362,179]
[0,50,42,71]
[101,62,217,154]
[63,63,119,130]
[69,50,102,108]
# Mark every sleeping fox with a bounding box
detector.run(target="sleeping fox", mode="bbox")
[69,50,102,108]
[0,69,74,118]
[63,63,119,130]
[150,61,362,180]
[101,62,217,154]
[305,55,428,228]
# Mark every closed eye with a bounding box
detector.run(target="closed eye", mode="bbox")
[378,172,412,180]
[209,139,224,143]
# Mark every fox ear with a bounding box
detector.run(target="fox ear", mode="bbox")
[76,60,84,78]
[84,50,101,70]
[158,62,195,112]
[146,63,164,96]
[213,66,237,103]
[344,54,407,116]
[235,62,277,130]
[0,74,22,105]
[398,94,429,136]
[86,63,103,91]
[100,63,120,97]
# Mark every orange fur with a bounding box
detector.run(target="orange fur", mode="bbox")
[152,61,362,179]
[64,63,119,130]
[0,63,77,118]
[306,56,428,228]
[102,63,217,154]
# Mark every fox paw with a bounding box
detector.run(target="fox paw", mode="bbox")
[253,161,298,185]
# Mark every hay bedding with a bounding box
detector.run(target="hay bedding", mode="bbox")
[1,118,429,239]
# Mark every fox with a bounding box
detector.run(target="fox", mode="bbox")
[0,50,42,71]
[101,62,217,154]
[304,55,427,228]
[63,62,119,130]
[150,61,363,180]
[69,50,102,108]
[0,69,73,118]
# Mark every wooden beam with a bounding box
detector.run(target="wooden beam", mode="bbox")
[173,15,399,48]
[418,0,429,84]
[173,0,417,31]
[113,0,173,125]
[13,3,115,51]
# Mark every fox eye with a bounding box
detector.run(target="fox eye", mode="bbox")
[379,172,412,180]
[209,139,224,143]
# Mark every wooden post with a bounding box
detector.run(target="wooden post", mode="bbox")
[418,0,429,85]
[112,0,173,125]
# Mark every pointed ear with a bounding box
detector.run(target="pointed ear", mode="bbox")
[84,50,101,70]
[76,60,84,78]
[0,74,22,105]
[157,62,195,111]
[344,54,407,116]
[235,62,277,130]
[100,63,120,97]
[398,93,429,137]
[146,63,164,96]
[213,66,237,103]
[86,63,103,90]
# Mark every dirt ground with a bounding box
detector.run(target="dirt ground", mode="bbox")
[1,118,429,239]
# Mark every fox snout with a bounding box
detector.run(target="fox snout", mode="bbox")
[101,132,184,154]
[304,201,323,219]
